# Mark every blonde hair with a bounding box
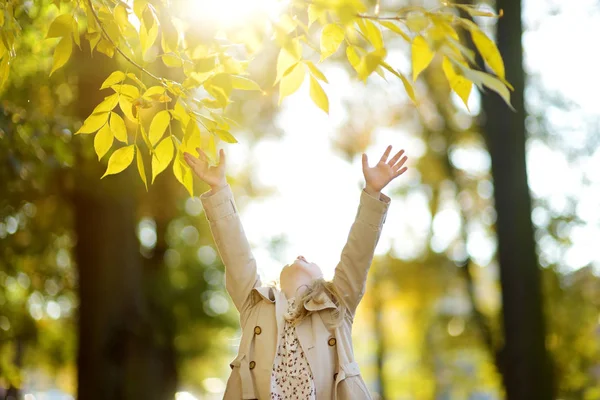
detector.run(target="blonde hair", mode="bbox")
[284,278,346,328]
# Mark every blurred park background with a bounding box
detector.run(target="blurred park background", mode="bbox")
[1,0,599,399]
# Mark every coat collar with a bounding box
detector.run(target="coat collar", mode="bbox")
[251,286,338,312]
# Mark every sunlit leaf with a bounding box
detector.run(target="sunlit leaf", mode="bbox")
[152,136,174,183]
[358,48,386,81]
[406,11,430,32]
[93,93,120,114]
[276,46,300,83]
[110,112,128,143]
[305,61,328,83]
[411,35,434,81]
[100,71,126,90]
[455,63,514,110]
[399,73,417,105]
[101,145,135,178]
[320,24,345,61]
[231,75,262,91]
[94,123,113,160]
[119,96,136,121]
[161,53,182,67]
[173,150,193,196]
[358,19,384,49]
[50,36,72,76]
[279,62,305,104]
[470,28,505,79]
[215,129,238,143]
[346,46,361,73]
[309,76,329,114]
[377,20,410,42]
[111,84,140,100]
[455,4,498,18]
[47,14,76,39]
[76,112,109,134]
[136,145,148,190]
[442,57,472,109]
[183,120,201,152]
[148,110,171,146]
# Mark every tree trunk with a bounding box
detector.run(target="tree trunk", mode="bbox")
[481,0,555,398]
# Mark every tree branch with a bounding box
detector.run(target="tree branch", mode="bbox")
[86,0,163,84]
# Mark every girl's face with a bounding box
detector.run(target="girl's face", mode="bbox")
[280,255,323,285]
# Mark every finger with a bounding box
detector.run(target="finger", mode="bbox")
[387,149,405,166]
[393,155,408,170]
[379,145,392,163]
[196,148,208,162]
[362,153,369,170]
[394,166,408,177]
[184,152,199,166]
[218,148,226,166]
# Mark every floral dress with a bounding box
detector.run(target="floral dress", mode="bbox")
[270,297,317,399]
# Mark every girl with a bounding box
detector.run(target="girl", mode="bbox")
[184,145,408,400]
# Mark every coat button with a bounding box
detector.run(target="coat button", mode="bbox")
[254,326,262,335]
[328,337,337,346]
[333,373,338,380]
[249,361,256,370]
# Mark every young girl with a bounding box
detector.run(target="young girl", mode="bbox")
[184,145,408,400]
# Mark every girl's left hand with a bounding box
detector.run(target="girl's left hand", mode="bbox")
[362,145,408,193]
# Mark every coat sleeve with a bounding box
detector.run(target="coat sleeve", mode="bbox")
[200,184,261,316]
[332,189,390,319]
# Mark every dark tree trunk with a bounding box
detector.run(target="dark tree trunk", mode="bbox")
[481,0,555,398]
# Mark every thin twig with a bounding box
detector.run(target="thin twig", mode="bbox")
[86,0,163,83]
[357,14,405,21]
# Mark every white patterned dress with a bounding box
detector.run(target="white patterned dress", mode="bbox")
[270,297,317,399]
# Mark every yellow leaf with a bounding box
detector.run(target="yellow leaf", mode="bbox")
[139,7,158,56]
[173,150,193,196]
[101,145,135,178]
[309,76,329,114]
[231,75,262,91]
[279,62,305,104]
[377,21,410,42]
[406,11,430,33]
[161,53,182,67]
[307,5,321,27]
[204,131,217,164]
[170,101,190,125]
[456,64,514,110]
[471,28,505,79]
[94,123,113,160]
[152,136,174,183]
[96,39,115,58]
[320,24,345,61]
[111,84,140,100]
[275,47,299,84]
[100,71,126,90]
[93,93,120,114]
[305,61,328,83]
[442,57,472,109]
[399,73,417,105]
[358,19,383,49]
[47,14,76,39]
[119,96,136,121]
[50,36,72,76]
[110,112,128,143]
[76,112,109,134]
[136,145,148,191]
[215,129,238,143]
[358,48,386,81]
[346,46,361,73]
[183,120,201,153]
[411,35,434,81]
[149,110,171,146]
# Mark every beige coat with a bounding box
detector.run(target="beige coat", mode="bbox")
[200,184,390,400]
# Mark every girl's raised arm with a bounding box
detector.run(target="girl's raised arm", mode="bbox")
[332,145,408,319]
[185,149,261,318]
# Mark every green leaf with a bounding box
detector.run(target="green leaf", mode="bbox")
[470,28,505,79]
[320,24,345,61]
[411,35,434,81]
[94,123,113,160]
[100,71,126,90]
[279,62,305,104]
[50,36,72,76]
[305,61,328,83]
[47,14,76,39]
[101,145,135,178]
[148,110,171,146]
[76,112,109,134]
[110,112,128,143]
[442,57,471,109]
[136,145,148,191]
[309,76,329,114]
[231,75,262,91]
[152,136,174,183]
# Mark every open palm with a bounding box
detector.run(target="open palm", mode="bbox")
[362,145,408,192]
[184,148,227,189]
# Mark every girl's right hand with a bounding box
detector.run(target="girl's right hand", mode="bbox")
[184,148,227,190]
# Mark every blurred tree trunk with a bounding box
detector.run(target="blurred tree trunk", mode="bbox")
[480,0,554,398]
[372,278,386,400]
[70,43,176,399]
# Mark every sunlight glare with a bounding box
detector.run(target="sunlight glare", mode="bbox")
[184,0,285,28]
